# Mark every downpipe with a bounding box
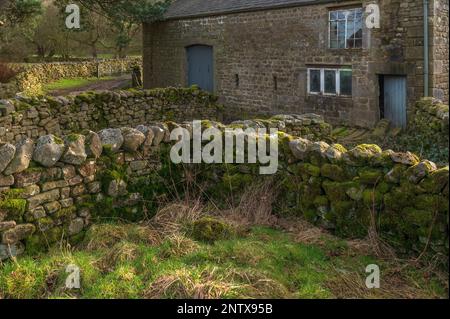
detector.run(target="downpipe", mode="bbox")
[424,0,429,97]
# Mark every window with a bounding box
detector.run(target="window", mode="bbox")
[339,70,352,95]
[309,69,321,93]
[324,70,336,94]
[307,68,352,96]
[329,8,363,49]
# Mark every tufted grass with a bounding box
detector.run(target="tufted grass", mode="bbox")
[0,219,447,299]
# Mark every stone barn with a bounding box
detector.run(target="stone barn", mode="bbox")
[143,0,449,128]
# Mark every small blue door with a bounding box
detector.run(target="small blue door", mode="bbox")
[187,45,214,92]
[383,76,407,128]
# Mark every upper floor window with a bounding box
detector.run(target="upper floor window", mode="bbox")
[329,8,363,49]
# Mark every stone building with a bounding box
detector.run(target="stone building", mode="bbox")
[143,0,449,128]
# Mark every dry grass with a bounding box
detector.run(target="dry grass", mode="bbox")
[225,268,291,299]
[144,266,291,299]
[367,185,397,260]
[97,242,140,271]
[326,266,445,299]
[151,199,205,236]
[158,234,200,259]
[144,267,238,299]
[219,179,278,228]
[82,223,161,251]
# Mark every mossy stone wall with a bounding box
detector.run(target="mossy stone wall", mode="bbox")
[1,117,448,261]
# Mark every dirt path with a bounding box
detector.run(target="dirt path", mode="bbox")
[49,74,132,96]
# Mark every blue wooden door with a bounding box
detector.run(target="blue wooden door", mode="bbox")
[383,76,407,128]
[187,45,214,92]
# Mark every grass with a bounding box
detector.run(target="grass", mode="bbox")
[0,218,447,299]
[43,76,116,93]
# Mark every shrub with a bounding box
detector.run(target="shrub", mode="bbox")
[0,63,17,83]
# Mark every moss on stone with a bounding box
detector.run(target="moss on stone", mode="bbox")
[35,217,54,231]
[345,184,365,201]
[65,133,83,143]
[332,144,348,153]
[331,201,355,217]
[418,167,449,194]
[348,144,382,165]
[413,194,449,212]
[53,135,64,145]
[362,189,383,207]
[25,226,65,254]
[322,180,355,202]
[0,199,27,221]
[1,188,25,200]
[298,163,321,177]
[375,181,392,194]
[358,144,382,154]
[302,208,318,223]
[385,164,407,184]
[336,205,370,238]
[188,217,234,243]
[13,101,32,112]
[358,168,384,185]
[321,164,346,181]
[383,186,414,212]
[313,195,329,208]
[53,207,77,220]
[371,150,395,167]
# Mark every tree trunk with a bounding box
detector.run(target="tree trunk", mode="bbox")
[91,44,98,58]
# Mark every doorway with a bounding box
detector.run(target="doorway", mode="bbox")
[186,45,214,92]
[379,75,407,128]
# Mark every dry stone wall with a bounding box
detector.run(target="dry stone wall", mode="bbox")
[1,115,448,260]
[1,58,142,98]
[0,87,224,144]
[373,98,450,166]
[0,83,18,100]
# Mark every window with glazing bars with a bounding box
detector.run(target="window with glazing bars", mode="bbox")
[329,8,363,49]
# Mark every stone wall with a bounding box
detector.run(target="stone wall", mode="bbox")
[0,83,17,100]
[0,87,224,144]
[2,57,143,97]
[1,115,448,260]
[413,97,449,134]
[431,0,449,103]
[143,0,449,127]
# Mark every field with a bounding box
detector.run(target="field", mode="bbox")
[1,203,447,299]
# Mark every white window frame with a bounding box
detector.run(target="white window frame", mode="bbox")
[307,68,322,95]
[323,68,338,96]
[307,68,352,96]
[328,8,363,49]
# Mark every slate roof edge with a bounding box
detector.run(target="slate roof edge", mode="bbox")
[157,0,342,22]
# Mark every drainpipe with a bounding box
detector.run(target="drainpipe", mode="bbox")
[423,0,429,97]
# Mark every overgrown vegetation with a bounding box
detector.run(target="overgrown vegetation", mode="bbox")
[1,167,448,299]
[0,62,18,83]
[0,211,447,299]
[333,99,449,166]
